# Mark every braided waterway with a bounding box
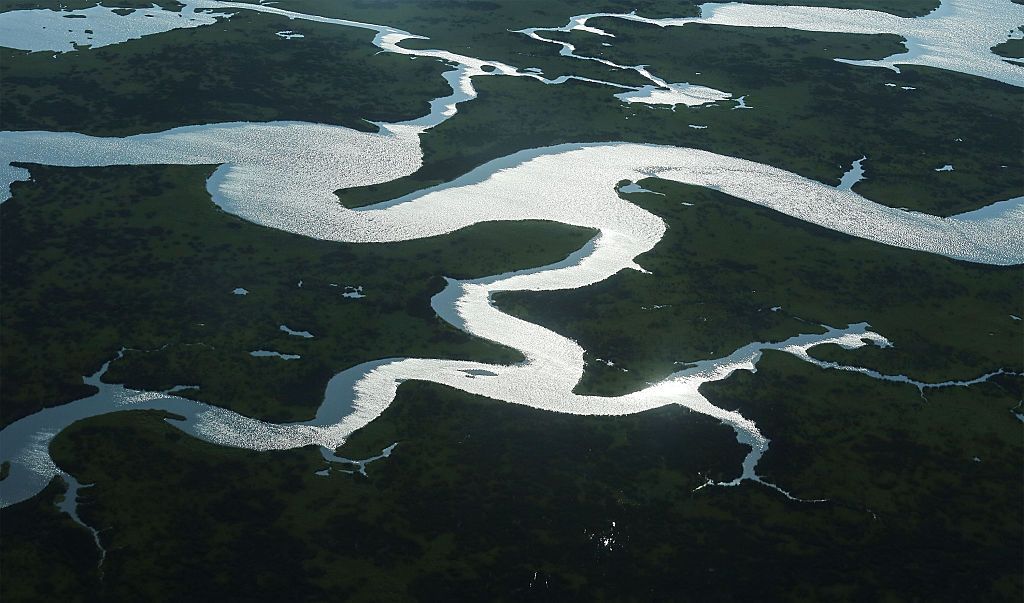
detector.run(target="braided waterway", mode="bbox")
[0,0,1021,512]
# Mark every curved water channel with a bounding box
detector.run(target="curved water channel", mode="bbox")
[0,0,1022,510]
[522,0,1024,88]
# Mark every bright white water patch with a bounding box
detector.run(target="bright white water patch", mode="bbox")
[935,164,955,171]
[250,350,300,360]
[1,118,1022,508]
[0,0,1018,522]
[0,0,646,132]
[943,197,1024,269]
[176,0,657,129]
[619,182,665,196]
[615,83,732,107]
[1,0,1022,511]
[2,128,1022,265]
[0,315,919,509]
[0,124,1019,501]
[519,18,733,107]
[569,16,614,38]
[215,0,1023,108]
[275,30,304,40]
[543,0,1024,88]
[321,442,398,477]
[692,0,1024,87]
[0,120,426,214]
[232,287,249,295]
[733,95,752,109]
[838,156,867,190]
[0,2,232,53]
[280,325,314,338]
[4,0,1012,130]
[342,286,366,299]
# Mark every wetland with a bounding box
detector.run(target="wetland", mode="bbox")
[0,0,1021,600]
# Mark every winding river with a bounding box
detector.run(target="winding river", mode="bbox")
[0,0,1021,510]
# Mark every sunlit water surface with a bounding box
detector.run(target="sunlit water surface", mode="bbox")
[0,0,1021,510]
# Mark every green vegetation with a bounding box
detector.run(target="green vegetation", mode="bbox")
[4,1,1012,216]
[0,163,593,427]
[0,0,697,136]
[992,33,1024,59]
[0,0,963,144]
[548,17,1023,213]
[341,26,1022,216]
[703,354,1023,599]
[496,181,1022,396]
[0,1,1020,601]
[24,391,743,601]
[3,354,1018,600]
[0,478,104,601]
[0,9,451,135]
